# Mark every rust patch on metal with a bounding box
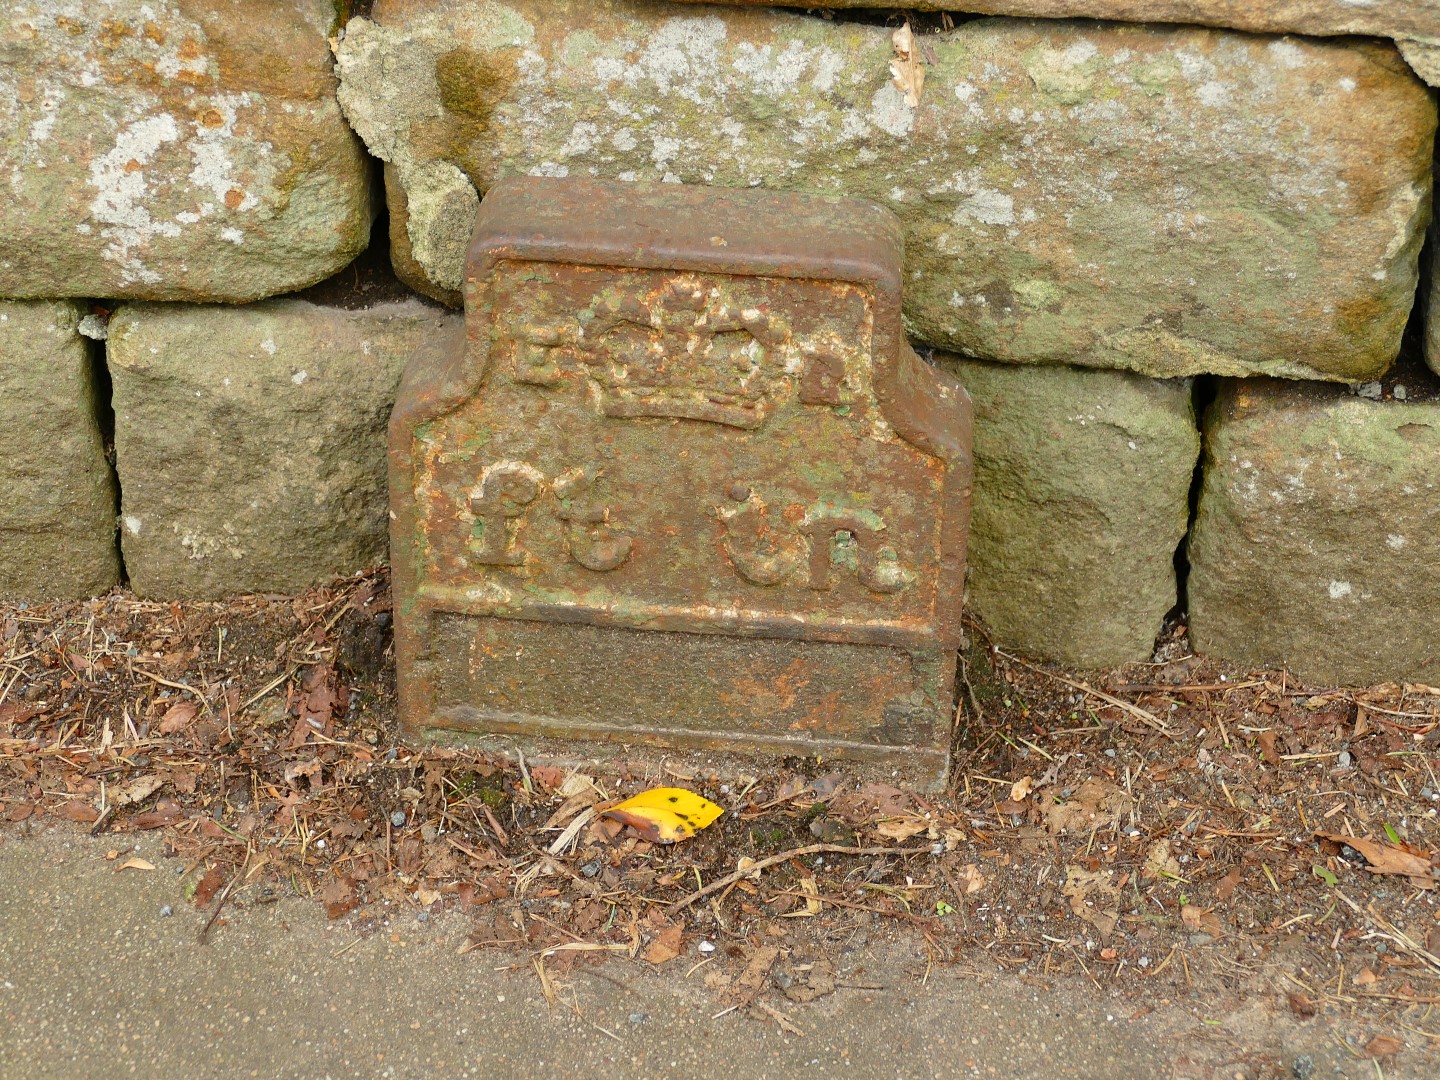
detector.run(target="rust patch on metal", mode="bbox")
[390,177,972,786]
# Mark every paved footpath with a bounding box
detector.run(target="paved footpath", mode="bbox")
[0,826,1406,1079]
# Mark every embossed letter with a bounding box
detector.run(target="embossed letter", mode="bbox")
[554,469,632,572]
[467,461,544,566]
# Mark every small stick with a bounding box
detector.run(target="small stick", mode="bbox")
[671,843,931,912]
[996,650,1175,738]
[198,846,252,944]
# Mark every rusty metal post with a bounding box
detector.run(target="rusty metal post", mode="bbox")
[390,177,972,787]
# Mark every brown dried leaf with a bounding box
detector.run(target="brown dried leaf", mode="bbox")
[1040,779,1133,836]
[955,863,986,896]
[157,700,199,734]
[1317,832,1437,889]
[320,874,359,919]
[115,857,156,872]
[1364,1035,1403,1059]
[643,923,684,965]
[1063,866,1120,937]
[875,816,929,842]
[889,23,925,108]
[193,866,226,908]
[108,774,164,808]
[1286,992,1316,1019]
[130,798,182,829]
[59,800,100,823]
[1257,730,1279,765]
[1141,840,1180,882]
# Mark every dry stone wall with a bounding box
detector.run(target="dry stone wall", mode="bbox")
[1,0,1439,688]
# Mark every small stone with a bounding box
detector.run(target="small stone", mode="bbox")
[1105,748,1118,758]
[1291,1054,1315,1080]
[628,1013,648,1025]
[1394,385,1408,401]
[76,314,108,341]
[698,941,716,954]
[1355,381,1384,399]
[580,860,602,879]
[1338,750,1353,768]
[416,910,429,923]
[159,905,173,918]
[390,811,407,828]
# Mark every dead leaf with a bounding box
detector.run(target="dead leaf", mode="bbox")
[602,787,723,843]
[955,863,986,895]
[1286,992,1316,1019]
[1216,867,1242,901]
[1010,776,1033,802]
[193,866,226,908]
[1181,904,1223,937]
[157,700,199,734]
[799,876,822,915]
[875,816,929,842]
[1257,730,1279,765]
[726,946,781,1008]
[130,798,182,829]
[643,923,684,965]
[115,857,156,872]
[283,758,324,790]
[1141,840,1181,882]
[59,800,100,823]
[1317,832,1436,889]
[320,873,359,919]
[106,774,164,808]
[1063,866,1120,937]
[889,22,925,108]
[1041,779,1133,836]
[1354,968,1378,987]
[774,958,836,1003]
[1364,1035,1403,1059]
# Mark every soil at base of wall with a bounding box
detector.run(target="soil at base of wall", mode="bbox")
[1,570,1438,1075]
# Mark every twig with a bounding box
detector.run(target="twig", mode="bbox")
[133,668,209,705]
[996,650,1175,738]
[198,845,252,944]
[671,844,931,912]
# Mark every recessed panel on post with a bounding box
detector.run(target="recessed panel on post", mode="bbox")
[390,177,972,786]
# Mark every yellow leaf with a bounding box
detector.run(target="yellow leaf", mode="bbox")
[115,857,156,872]
[602,786,724,844]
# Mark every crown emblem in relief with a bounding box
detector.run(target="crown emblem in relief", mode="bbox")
[512,274,796,429]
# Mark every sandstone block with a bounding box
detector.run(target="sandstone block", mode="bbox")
[336,2,1435,381]
[672,3,1440,72]
[0,1,373,302]
[940,356,1196,667]
[109,298,458,598]
[1189,379,1440,685]
[0,301,120,601]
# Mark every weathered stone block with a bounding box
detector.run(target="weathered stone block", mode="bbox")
[672,3,1440,70]
[0,301,120,600]
[335,1,1435,381]
[0,1,373,302]
[1189,379,1440,685]
[939,355,1196,667]
[109,298,458,599]
[391,177,972,784]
